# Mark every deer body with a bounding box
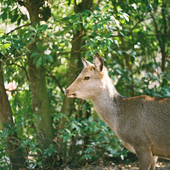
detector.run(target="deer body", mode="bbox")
[65,53,170,170]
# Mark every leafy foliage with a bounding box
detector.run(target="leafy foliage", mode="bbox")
[0,0,170,169]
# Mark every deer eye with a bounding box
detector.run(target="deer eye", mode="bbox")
[84,76,90,80]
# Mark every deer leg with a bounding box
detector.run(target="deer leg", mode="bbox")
[149,156,158,170]
[136,147,157,170]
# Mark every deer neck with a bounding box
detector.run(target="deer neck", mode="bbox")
[91,76,122,131]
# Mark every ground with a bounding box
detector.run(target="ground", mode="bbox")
[64,160,170,170]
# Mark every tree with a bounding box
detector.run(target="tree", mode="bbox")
[0,0,170,169]
[0,58,26,169]
[24,0,54,148]
[59,0,93,162]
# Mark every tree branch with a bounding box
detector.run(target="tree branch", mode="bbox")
[150,13,161,47]
[6,23,31,35]
[6,62,29,81]
[46,71,64,94]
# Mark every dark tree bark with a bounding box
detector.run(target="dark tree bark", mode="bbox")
[160,0,167,73]
[24,0,54,148]
[61,0,93,120]
[150,1,168,87]
[0,61,26,170]
[59,0,93,162]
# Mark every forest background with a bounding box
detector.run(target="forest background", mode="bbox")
[0,0,170,169]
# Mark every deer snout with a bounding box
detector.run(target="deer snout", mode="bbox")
[64,89,76,98]
[64,89,69,96]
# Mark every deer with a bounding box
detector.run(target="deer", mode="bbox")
[64,52,170,170]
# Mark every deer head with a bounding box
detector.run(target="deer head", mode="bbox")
[64,53,111,100]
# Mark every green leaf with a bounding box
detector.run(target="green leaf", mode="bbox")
[73,23,77,31]
[66,0,71,6]
[48,150,52,156]
[122,13,129,22]
[3,123,11,128]
[36,41,43,52]
[114,18,121,29]
[1,43,11,50]
[33,56,40,64]
[82,154,92,160]
[36,148,42,154]
[88,116,93,122]
[30,53,40,58]
[1,12,7,20]
[34,22,39,29]
[95,36,102,41]
[94,6,101,11]
[63,135,70,142]
[36,56,42,68]
[113,40,119,47]
[65,128,71,134]
[45,55,53,62]
[77,24,81,31]
[42,55,46,66]
[29,26,37,32]
[103,5,109,12]
[134,61,139,67]
[74,59,78,64]
[43,149,48,155]
[40,24,48,32]
[37,33,42,39]
[62,17,70,21]
[105,33,113,38]
[42,44,49,51]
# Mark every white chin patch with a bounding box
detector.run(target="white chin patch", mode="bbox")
[68,94,76,98]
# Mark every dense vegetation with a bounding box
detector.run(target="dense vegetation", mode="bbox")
[0,0,170,169]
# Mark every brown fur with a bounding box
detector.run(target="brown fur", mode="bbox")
[65,54,170,170]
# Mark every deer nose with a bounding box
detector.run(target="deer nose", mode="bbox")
[64,89,69,96]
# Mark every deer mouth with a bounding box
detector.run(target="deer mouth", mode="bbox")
[68,93,76,98]
[64,89,77,98]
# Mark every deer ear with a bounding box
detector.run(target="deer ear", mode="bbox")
[94,53,104,72]
[81,58,93,68]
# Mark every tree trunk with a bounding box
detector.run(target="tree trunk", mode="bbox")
[150,6,168,87]
[160,0,167,86]
[61,0,93,122]
[59,28,84,165]
[25,0,54,148]
[0,61,26,170]
[61,30,83,115]
[59,0,93,162]
[28,59,54,147]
